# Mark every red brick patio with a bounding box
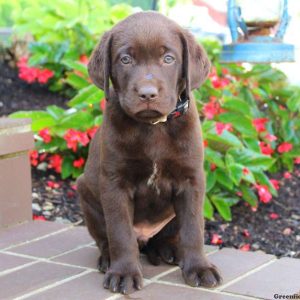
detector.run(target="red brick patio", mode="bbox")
[0,221,299,299]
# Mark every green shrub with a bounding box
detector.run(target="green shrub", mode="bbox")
[10,6,300,221]
[12,0,133,95]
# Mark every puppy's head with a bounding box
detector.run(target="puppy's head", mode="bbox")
[88,12,210,124]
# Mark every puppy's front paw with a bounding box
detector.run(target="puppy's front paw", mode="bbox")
[182,260,222,288]
[97,254,110,273]
[103,262,143,294]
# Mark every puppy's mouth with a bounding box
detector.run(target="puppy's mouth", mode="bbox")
[136,110,162,118]
[135,110,168,124]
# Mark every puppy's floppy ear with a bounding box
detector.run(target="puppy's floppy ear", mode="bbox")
[180,30,211,92]
[88,31,113,100]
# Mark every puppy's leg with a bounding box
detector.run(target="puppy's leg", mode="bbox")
[77,175,110,273]
[145,218,179,266]
[173,173,222,288]
[100,177,143,294]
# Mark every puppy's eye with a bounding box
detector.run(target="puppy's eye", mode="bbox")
[120,55,132,64]
[163,55,175,64]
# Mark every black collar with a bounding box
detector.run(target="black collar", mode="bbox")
[167,94,190,120]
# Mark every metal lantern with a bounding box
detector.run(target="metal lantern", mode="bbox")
[220,0,295,63]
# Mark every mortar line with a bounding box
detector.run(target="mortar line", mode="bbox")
[14,269,93,300]
[1,250,100,272]
[2,225,74,251]
[48,241,96,259]
[217,257,278,291]
[155,279,259,299]
[149,266,179,281]
[0,261,40,277]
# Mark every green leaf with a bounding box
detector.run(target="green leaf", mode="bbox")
[206,170,216,192]
[215,169,233,190]
[204,148,225,168]
[204,197,214,220]
[205,128,243,149]
[94,115,103,126]
[65,73,90,90]
[72,167,83,178]
[240,87,261,117]
[218,112,257,136]
[227,148,275,171]
[58,111,94,130]
[222,97,251,115]
[243,137,261,152]
[210,195,232,221]
[253,170,278,196]
[228,164,243,185]
[240,185,258,207]
[10,111,56,131]
[46,105,65,120]
[62,156,74,179]
[61,59,88,75]
[68,85,103,107]
[287,93,300,112]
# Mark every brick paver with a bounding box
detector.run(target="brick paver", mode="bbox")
[0,221,299,300]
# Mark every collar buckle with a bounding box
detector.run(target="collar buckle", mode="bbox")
[167,97,189,120]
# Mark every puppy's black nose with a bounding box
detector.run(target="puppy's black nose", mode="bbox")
[138,86,158,102]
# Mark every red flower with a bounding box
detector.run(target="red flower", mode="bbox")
[19,66,38,83]
[251,206,258,212]
[36,69,54,84]
[64,129,89,152]
[277,142,293,153]
[210,163,217,171]
[29,150,39,166]
[203,101,224,120]
[236,191,242,197]
[209,68,230,89]
[284,171,292,179]
[215,122,232,135]
[73,157,85,168]
[242,168,250,175]
[255,184,272,203]
[38,128,52,143]
[47,180,60,189]
[39,153,47,161]
[294,157,300,164]
[17,56,53,84]
[270,179,280,190]
[100,98,106,112]
[71,184,77,191]
[87,126,99,139]
[269,213,279,220]
[33,215,46,221]
[243,229,250,238]
[265,133,277,142]
[211,233,223,245]
[252,118,268,133]
[222,68,229,75]
[79,54,89,65]
[203,140,208,148]
[48,154,63,173]
[240,244,250,251]
[17,56,28,68]
[259,142,274,155]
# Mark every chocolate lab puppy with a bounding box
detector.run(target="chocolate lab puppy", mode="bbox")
[77,11,222,294]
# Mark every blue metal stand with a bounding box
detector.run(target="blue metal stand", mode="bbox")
[220,0,295,63]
